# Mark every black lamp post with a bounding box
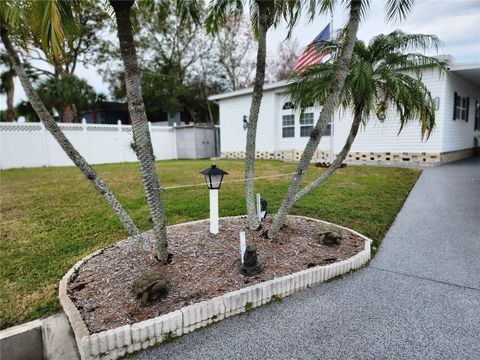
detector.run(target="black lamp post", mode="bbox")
[199,164,228,233]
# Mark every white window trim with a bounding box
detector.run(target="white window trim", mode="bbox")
[282,114,295,138]
[300,113,314,137]
[454,92,469,121]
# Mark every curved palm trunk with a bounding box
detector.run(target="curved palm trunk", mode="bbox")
[0,22,146,246]
[110,0,169,262]
[267,0,363,239]
[294,108,362,202]
[6,73,14,121]
[245,0,268,230]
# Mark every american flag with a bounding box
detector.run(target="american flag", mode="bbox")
[293,24,331,71]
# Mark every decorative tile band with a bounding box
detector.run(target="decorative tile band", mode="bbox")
[60,216,372,360]
[220,150,466,166]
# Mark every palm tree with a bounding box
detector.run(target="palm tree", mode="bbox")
[0,51,15,121]
[289,31,444,203]
[36,74,97,122]
[108,0,200,262]
[267,0,416,239]
[0,1,148,247]
[206,0,311,230]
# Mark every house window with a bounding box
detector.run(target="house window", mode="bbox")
[282,102,295,110]
[475,101,480,131]
[453,92,469,121]
[324,121,332,136]
[300,113,314,137]
[282,115,295,138]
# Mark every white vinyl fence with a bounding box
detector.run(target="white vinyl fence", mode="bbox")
[0,121,177,169]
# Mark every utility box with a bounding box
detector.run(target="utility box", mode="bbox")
[175,125,219,159]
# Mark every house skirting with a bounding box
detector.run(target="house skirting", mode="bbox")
[439,148,476,164]
[221,148,476,166]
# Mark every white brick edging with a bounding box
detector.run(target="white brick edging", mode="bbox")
[59,216,372,360]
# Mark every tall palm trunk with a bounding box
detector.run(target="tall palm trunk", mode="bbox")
[6,72,14,121]
[267,0,363,239]
[245,0,268,230]
[0,22,146,245]
[294,108,363,202]
[110,0,169,262]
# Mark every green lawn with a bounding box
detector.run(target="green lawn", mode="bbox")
[0,159,420,328]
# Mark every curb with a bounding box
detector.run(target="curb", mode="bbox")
[60,216,372,360]
[0,312,80,360]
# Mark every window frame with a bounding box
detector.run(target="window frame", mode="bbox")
[324,122,332,136]
[299,112,314,137]
[282,114,295,138]
[454,92,470,121]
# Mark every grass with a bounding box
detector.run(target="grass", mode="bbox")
[0,159,420,328]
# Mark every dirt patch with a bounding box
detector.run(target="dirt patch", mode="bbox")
[67,216,365,333]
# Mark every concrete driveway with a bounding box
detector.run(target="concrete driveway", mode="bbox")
[133,157,480,360]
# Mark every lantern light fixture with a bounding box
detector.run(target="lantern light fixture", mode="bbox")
[243,115,249,130]
[200,164,228,234]
[200,164,228,190]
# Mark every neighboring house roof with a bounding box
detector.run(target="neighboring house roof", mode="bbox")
[208,60,480,101]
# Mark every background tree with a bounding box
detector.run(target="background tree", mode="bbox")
[267,38,300,82]
[0,51,37,122]
[36,74,97,122]
[268,0,417,239]
[14,100,39,122]
[1,0,147,247]
[99,0,231,124]
[214,14,256,91]
[15,0,108,123]
[0,51,15,121]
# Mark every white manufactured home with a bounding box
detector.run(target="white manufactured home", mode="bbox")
[209,60,480,166]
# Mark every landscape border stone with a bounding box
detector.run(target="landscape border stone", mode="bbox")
[59,216,372,360]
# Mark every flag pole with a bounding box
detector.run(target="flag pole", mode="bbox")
[329,11,335,162]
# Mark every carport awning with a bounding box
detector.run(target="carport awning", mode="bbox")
[449,64,480,87]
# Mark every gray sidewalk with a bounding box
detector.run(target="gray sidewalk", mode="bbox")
[134,158,480,360]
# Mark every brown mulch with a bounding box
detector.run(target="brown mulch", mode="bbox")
[67,216,365,333]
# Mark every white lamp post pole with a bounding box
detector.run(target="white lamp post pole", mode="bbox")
[210,188,219,234]
[200,164,228,235]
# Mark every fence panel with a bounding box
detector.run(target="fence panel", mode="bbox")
[0,122,177,169]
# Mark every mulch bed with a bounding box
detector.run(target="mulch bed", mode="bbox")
[67,215,365,333]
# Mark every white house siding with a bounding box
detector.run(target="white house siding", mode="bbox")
[218,91,277,154]
[442,72,480,152]
[214,66,479,166]
[337,69,445,153]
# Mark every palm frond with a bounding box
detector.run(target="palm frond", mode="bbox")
[29,0,76,60]
[176,0,201,25]
[385,0,415,23]
[205,0,244,34]
[288,30,443,140]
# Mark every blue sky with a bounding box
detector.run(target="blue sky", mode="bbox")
[2,0,479,110]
